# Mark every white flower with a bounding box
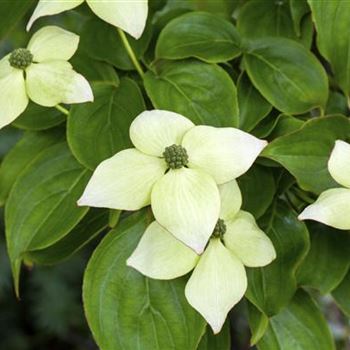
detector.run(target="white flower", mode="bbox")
[27,0,148,39]
[127,180,276,334]
[0,26,93,129]
[78,110,267,253]
[299,140,350,229]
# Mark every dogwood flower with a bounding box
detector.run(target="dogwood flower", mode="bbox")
[127,180,276,333]
[299,140,350,229]
[27,0,148,39]
[0,26,93,129]
[78,110,267,253]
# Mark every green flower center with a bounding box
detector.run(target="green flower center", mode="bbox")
[9,48,33,69]
[212,219,226,239]
[163,144,189,169]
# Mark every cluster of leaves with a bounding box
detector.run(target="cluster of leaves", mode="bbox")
[1,0,350,349]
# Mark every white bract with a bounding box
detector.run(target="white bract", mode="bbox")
[27,0,148,39]
[127,180,276,333]
[0,26,93,129]
[78,110,267,254]
[299,140,350,229]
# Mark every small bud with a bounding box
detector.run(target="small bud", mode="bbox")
[212,219,227,239]
[163,144,189,169]
[9,48,33,69]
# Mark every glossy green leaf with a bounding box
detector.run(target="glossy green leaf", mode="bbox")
[70,52,119,86]
[83,210,206,350]
[12,102,65,131]
[247,302,269,346]
[332,270,350,317]
[297,222,350,294]
[325,91,349,116]
[0,0,34,39]
[262,115,350,194]
[68,79,145,169]
[144,60,239,126]
[308,0,350,95]
[5,143,91,294]
[80,17,152,71]
[257,290,335,350]
[237,164,276,219]
[197,322,230,350]
[26,209,109,265]
[290,0,310,36]
[192,0,238,19]
[244,38,328,114]
[156,12,241,63]
[268,114,304,139]
[246,201,309,316]
[0,129,64,205]
[237,73,272,131]
[238,0,297,40]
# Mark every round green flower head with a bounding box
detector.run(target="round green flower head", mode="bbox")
[163,144,189,169]
[9,48,33,69]
[212,218,226,239]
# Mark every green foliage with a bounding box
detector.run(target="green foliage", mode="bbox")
[1,0,350,349]
[144,60,239,126]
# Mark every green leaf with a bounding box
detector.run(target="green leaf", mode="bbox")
[156,12,241,63]
[247,302,269,346]
[68,79,145,169]
[237,72,272,131]
[246,201,309,316]
[325,91,349,116]
[237,0,297,40]
[26,209,109,265]
[83,210,206,350]
[297,222,350,294]
[308,0,350,95]
[268,114,304,139]
[70,53,120,86]
[5,143,91,294]
[257,290,335,350]
[237,164,276,219]
[0,0,34,39]
[80,17,152,70]
[192,0,238,19]
[262,115,350,194]
[144,60,239,126]
[332,270,350,317]
[197,322,230,350]
[0,129,64,205]
[244,38,328,114]
[12,102,65,131]
[290,0,310,36]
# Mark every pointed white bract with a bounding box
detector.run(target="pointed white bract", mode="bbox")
[0,68,28,129]
[182,126,268,184]
[78,149,167,210]
[328,140,350,189]
[86,0,148,39]
[151,167,220,254]
[219,179,242,221]
[130,110,194,157]
[27,0,84,31]
[185,238,247,334]
[0,25,93,129]
[298,188,350,229]
[27,25,80,62]
[224,211,276,267]
[27,0,148,39]
[299,140,350,230]
[128,179,276,334]
[127,221,199,279]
